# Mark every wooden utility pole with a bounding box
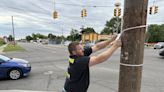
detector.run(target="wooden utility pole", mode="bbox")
[118,0,148,92]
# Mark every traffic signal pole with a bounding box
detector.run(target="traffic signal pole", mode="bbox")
[118,0,148,92]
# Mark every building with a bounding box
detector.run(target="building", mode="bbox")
[3,36,8,43]
[81,33,112,43]
[81,33,98,43]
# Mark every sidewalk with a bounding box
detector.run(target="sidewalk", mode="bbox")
[0,44,7,54]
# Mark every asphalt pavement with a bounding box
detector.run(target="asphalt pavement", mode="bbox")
[0,42,164,92]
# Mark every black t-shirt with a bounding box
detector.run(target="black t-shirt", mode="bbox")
[64,47,92,92]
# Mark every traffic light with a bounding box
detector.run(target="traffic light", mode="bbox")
[81,10,84,17]
[81,9,87,18]
[154,6,158,14]
[83,9,87,17]
[114,8,117,16]
[149,7,152,15]
[118,8,121,16]
[53,11,58,19]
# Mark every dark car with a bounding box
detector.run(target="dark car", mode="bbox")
[0,55,31,80]
[159,48,164,56]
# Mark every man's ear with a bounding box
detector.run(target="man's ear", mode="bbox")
[72,51,76,55]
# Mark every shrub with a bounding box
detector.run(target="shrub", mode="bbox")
[0,39,6,46]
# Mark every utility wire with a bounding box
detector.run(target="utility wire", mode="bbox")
[56,3,114,8]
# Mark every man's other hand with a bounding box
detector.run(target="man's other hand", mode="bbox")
[111,39,122,48]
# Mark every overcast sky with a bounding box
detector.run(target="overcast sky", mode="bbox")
[0,0,163,39]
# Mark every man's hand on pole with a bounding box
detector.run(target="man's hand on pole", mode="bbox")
[111,39,122,48]
[110,34,117,42]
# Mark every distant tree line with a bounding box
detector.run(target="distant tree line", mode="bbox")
[146,24,164,42]
[24,17,163,43]
[25,27,96,42]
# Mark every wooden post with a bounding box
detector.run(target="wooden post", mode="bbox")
[118,0,148,92]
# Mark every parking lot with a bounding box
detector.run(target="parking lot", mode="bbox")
[0,43,164,92]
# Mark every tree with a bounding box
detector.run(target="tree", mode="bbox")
[159,24,164,41]
[8,35,14,41]
[81,27,96,34]
[0,38,6,45]
[100,27,112,35]
[101,17,121,35]
[26,35,33,42]
[48,33,56,40]
[31,33,48,40]
[147,24,164,42]
[36,33,48,39]
[32,33,37,40]
[67,29,81,41]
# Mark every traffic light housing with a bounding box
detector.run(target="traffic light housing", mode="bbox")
[81,9,87,18]
[114,8,117,16]
[81,10,84,17]
[118,8,121,16]
[149,7,152,15]
[53,11,58,19]
[83,9,87,17]
[154,6,158,14]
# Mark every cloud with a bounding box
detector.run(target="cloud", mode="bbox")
[0,0,163,39]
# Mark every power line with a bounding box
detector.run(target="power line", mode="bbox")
[56,3,114,8]
[149,0,163,3]
[56,1,164,8]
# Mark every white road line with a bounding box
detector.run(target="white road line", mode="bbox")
[91,67,119,73]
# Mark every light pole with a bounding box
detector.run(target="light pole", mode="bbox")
[11,16,16,46]
[61,26,64,44]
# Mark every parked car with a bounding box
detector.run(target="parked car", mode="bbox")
[0,55,31,80]
[84,41,96,48]
[159,48,164,56]
[154,42,164,49]
[64,41,71,46]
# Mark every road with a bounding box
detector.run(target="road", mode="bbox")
[0,42,164,92]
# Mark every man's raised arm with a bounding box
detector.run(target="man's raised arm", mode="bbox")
[91,34,117,53]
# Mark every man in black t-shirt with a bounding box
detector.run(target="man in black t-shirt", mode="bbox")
[63,35,121,92]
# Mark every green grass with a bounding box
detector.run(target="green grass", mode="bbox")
[3,44,25,52]
[0,40,6,46]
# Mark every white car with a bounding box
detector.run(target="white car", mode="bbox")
[154,42,164,49]
[64,41,71,46]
